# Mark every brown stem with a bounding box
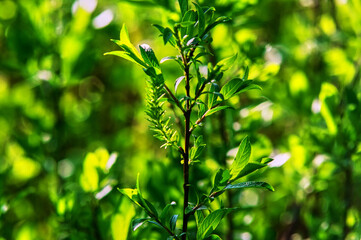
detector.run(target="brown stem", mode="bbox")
[164,84,186,114]
[189,104,220,133]
[180,43,193,240]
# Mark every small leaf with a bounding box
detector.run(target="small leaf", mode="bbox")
[207,82,220,108]
[104,51,147,68]
[203,16,231,35]
[261,157,273,164]
[229,136,251,181]
[180,21,195,27]
[197,209,233,240]
[170,215,178,231]
[148,220,163,228]
[160,56,176,63]
[220,78,243,100]
[181,10,197,37]
[215,53,237,72]
[224,181,274,192]
[193,2,205,35]
[139,44,160,68]
[175,76,185,92]
[206,235,222,240]
[178,0,188,17]
[195,210,205,226]
[211,169,230,194]
[205,106,232,117]
[132,218,150,231]
[136,174,159,218]
[118,188,142,208]
[160,201,176,224]
[163,28,174,45]
[233,162,268,180]
[153,24,165,34]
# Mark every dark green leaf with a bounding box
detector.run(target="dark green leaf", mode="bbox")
[153,24,165,34]
[132,218,150,231]
[194,2,205,35]
[160,201,176,225]
[203,16,231,36]
[139,44,160,68]
[224,181,274,192]
[170,215,178,231]
[178,0,188,17]
[163,28,174,45]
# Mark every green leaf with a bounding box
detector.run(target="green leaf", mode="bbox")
[132,218,150,231]
[205,106,232,117]
[169,215,178,232]
[160,201,176,225]
[175,76,185,92]
[211,169,230,193]
[224,181,274,192]
[139,44,160,68]
[163,28,174,45]
[153,24,165,34]
[118,188,143,208]
[229,136,251,181]
[203,16,231,36]
[207,82,220,108]
[233,161,268,180]
[197,209,232,240]
[194,2,205,35]
[180,21,195,27]
[235,82,262,95]
[136,174,158,218]
[261,157,273,164]
[106,24,147,68]
[178,0,188,17]
[104,51,147,68]
[220,78,243,100]
[206,235,222,240]
[181,10,197,37]
[215,53,237,72]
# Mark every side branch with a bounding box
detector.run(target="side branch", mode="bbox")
[164,84,186,113]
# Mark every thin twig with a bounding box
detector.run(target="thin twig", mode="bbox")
[164,84,186,114]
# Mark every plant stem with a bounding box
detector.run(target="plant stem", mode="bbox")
[181,48,192,239]
[182,109,191,239]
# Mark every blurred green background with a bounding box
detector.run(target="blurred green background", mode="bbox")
[1,0,361,239]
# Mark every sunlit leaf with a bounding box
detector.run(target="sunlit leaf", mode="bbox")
[224,181,274,192]
[205,106,232,117]
[197,209,233,240]
[229,136,251,181]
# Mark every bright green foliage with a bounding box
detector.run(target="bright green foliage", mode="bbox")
[2,0,361,239]
[107,1,273,239]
